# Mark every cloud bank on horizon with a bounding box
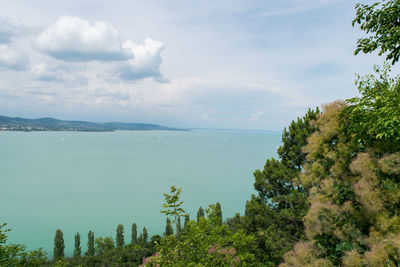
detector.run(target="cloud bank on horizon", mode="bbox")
[0,0,388,130]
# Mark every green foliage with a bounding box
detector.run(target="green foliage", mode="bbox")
[54,258,68,267]
[0,223,26,266]
[0,223,47,266]
[161,185,187,241]
[281,101,400,266]
[206,203,223,227]
[95,236,115,255]
[230,108,319,265]
[151,205,258,266]
[215,202,222,225]
[116,224,125,247]
[131,223,137,245]
[69,243,155,267]
[176,216,182,236]
[64,227,156,266]
[19,248,48,266]
[253,158,297,203]
[0,223,9,247]
[53,229,65,261]
[138,233,143,244]
[150,234,162,246]
[142,227,148,243]
[346,64,400,151]
[196,206,205,222]
[164,218,174,237]
[87,246,153,266]
[278,108,320,170]
[184,215,190,229]
[73,232,81,258]
[86,230,95,256]
[353,0,400,64]
[161,185,186,223]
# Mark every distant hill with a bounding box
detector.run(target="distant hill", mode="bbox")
[0,115,187,132]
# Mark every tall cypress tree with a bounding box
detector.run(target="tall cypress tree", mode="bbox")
[53,229,65,260]
[137,233,143,244]
[73,232,81,257]
[116,224,124,247]
[142,227,148,243]
[197,206,205,222]
[131,223,137,245]
[176,216,182,236]
[87,230,95,256]
[184,214,190,229]
[215,202,222,225]
[164,217,173,236]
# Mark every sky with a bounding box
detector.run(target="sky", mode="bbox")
[0,0,387,130]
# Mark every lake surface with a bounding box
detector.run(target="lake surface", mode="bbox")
[0,129,281,257]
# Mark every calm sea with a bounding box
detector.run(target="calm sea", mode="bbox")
[0,129,281,257]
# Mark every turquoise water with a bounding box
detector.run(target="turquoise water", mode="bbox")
[0,130,281,257]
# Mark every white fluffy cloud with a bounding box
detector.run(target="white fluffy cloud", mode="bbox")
[35,16,166,82]
[116,38,166,81]
[0,44,29,70]
[36,16,132,61]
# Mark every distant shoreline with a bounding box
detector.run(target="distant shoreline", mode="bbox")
[0,115,188,132]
